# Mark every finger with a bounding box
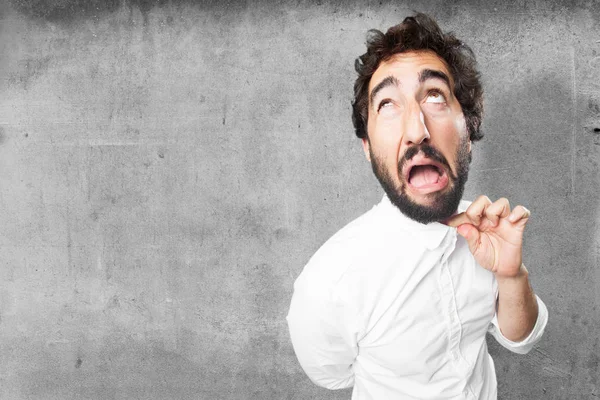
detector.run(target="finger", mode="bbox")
[464,195,492,227]
[445,211,469,227]
[508,205,531,223]
[484,197,510,227]
[445,195,492,227]
[456,223,481,255]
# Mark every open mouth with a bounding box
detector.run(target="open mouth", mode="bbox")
[405,156,450,195]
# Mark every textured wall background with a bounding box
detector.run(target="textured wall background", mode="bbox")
[0,0,598,399]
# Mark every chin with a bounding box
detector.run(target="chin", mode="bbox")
[382,178,464,225]
[396,193,461,224]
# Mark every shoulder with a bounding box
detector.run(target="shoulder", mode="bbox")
[294,202,391,291]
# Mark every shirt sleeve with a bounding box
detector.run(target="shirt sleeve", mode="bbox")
[286,269,358,390]
[488,294,548,355]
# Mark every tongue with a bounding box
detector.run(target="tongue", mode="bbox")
[410,165,440,187]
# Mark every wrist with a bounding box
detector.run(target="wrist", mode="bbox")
[495,264,529,285]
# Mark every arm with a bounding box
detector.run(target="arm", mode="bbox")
[447,196,548,350]
[286,271,357,389]
[495,265,538,341]
[488,286,548,354]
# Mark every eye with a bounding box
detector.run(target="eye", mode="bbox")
[377,98,394,112]
[425,91,446,104]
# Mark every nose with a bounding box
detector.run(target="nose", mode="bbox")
[403,106,430,145]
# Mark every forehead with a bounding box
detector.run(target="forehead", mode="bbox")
[369,50,453,93]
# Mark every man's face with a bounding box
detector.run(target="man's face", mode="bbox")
[362,50,472,224]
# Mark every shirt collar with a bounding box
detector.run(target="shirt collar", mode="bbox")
[378,195,457,250]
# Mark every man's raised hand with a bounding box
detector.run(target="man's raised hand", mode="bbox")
[445,196,531,278]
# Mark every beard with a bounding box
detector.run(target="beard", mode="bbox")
[369,139,471,224]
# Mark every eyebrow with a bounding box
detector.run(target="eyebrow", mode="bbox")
[369,75,400,108]
[419,68,452,88]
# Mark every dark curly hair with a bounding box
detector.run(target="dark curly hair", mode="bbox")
[351,13,484,142]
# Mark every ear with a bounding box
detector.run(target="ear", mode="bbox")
[362,137,371,162]
[467,139,472,153]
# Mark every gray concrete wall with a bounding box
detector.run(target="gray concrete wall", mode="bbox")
[0,0,598,398]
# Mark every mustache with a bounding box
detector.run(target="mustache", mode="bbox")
[399,144,455,180]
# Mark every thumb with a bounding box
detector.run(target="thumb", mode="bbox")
[456,223,480,253]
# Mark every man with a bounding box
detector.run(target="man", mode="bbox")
[287,13,548,400]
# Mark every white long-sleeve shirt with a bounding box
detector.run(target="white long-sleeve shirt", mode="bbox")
[287,195,548,399]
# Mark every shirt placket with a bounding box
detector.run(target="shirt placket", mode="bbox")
[438,231,471,374]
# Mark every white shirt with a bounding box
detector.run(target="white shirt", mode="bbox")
[287,196,548,400]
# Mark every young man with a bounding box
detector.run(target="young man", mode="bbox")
[287,13,548,400]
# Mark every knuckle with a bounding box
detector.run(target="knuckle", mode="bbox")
[484,206,496,216]
[466,208,479,218]
[476,195,490,204]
